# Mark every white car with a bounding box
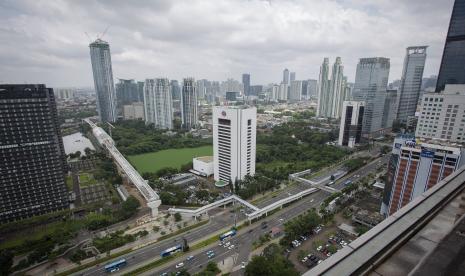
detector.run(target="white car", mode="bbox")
[301,257,308,263]
[228,244,235,250]
[175,262,184,269]
[224,242,231,247]
[317,245,323,251]
[241,262,247,269]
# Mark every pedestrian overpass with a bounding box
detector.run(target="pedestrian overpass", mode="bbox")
[85,119,161,216]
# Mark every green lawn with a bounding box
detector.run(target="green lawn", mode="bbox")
[79,173,97,187]
[128,146,213,173]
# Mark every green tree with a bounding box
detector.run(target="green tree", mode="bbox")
[174,212,182,222]
[245,244,298,276]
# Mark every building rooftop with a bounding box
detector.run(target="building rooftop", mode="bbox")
[194,156,213,163]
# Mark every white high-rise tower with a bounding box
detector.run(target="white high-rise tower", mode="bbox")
[213,106,256,185]
[144,78,173,129]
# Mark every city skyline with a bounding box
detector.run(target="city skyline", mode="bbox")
[0,0,455,87]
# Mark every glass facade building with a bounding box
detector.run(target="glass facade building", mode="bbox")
[0,84,68,223]
[89,39,117,123]
[436,0,465,92]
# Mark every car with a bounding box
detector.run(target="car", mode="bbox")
[241,261,247,269]
[228,244,235,250]
[301,257,308,263]
[318,260,322,264]
[208,253,215,259]
[175,262,184,269]
[279,218,284,222]
[300,235,307,241]
[206,250,214,255]
[224,242,231,247]
[326,252,332,257]
[186,255,194,261]
[317,245,323,251]
[160,273,168,276]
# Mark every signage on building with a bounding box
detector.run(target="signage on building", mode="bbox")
[420,149,435,158]
[394,143,402,149]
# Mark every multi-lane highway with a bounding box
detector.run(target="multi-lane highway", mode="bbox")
[73,154,389,276]
[145,155,389,276]
[77,209,246,276]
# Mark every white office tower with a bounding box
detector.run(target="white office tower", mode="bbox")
[278,83,288,101]
[338,101,365,148]
[289,80,304,102]
[329,57,345,118]
[181,78,198,129]
[416,84,465,142]
[271,84,280,101]
[143,78,173,129]
[213,106,256,185]
[396,46,427,123]
[89,39,117,123]
[352,57,390,136]
[317,58,330,117]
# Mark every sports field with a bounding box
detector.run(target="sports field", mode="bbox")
[128,145,213,173]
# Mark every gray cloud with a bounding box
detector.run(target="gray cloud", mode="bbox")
[0,0,455,87]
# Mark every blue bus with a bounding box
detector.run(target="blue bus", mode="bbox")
[160,244,183,257]
[104,258,127,273]
[344,180,353,186]
[219,229,237,241]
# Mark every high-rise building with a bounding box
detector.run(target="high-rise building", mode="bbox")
[382,89,399,129]
[329,57,345,118]
[181,78,198,129]
[116,79,139,115]
[0,84,68,223]
[416,84,465,142]
[317,57,346,118]
[338,101,365,148]
[271,84,280,102]
[307,79,318,100]
[250,85,263,97]
[278,83,288,101]
[436,0,465,92]
[381,136,465,216]
[213,106,256,185]
[137,81,145,102]
[352,57,390,136]
[55,88,75,100]
[144,78,173,129]
[283,68,290,85]
[242,74,251,96]
[123,102,145,120]
[289,80,304,102]
[220,79,242,95]
[170,80,181,100]
[290,72,296,82]
[317,58,330,117]
[396,46,427,123]
[89,39,117,123]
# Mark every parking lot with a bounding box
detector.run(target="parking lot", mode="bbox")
[286,215,357,273]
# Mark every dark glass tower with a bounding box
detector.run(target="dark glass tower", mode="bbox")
[436,0,465,92]
[0,84,68,223]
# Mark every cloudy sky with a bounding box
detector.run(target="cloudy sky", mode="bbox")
[0,0,455,87]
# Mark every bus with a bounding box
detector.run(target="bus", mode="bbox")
[104,258,127,273]
[343,180,353,186]
[219,229,237,241]
[160,244,183,257]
